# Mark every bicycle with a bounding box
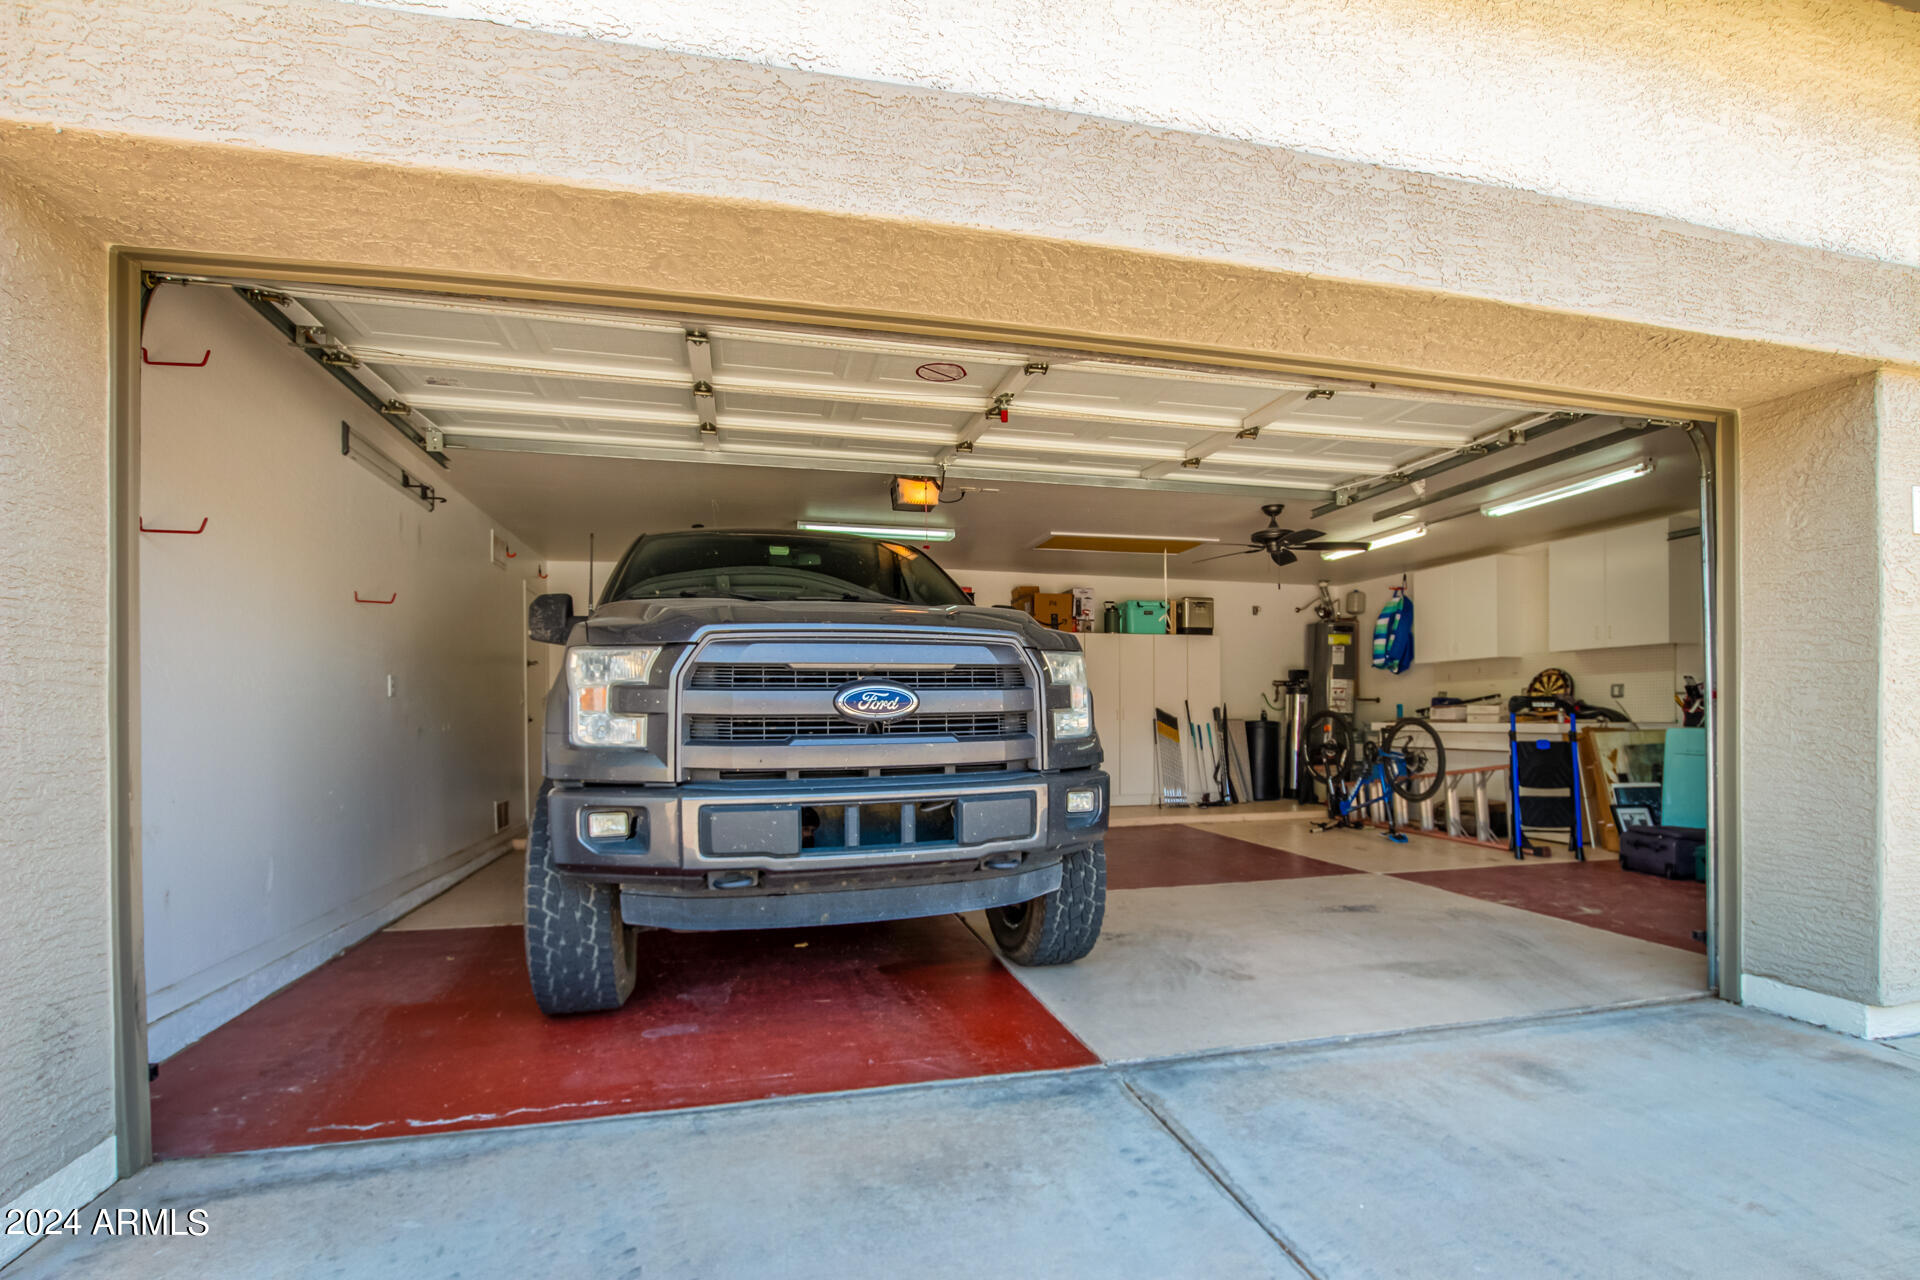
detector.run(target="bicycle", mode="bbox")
[1301,711,1447,843]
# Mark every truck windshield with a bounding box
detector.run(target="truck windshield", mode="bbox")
[605,532,971,606]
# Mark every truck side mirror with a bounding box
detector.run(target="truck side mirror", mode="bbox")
[528,593,576,646]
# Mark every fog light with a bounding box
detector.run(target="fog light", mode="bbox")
[585,810,633,840]
[1066,788,1099,815]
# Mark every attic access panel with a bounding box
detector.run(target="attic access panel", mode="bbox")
[198,278,1577,501]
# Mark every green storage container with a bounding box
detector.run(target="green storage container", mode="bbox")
[1116,600,1169,633]
[1661,728,1708,828]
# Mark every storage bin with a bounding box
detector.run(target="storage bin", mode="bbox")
[1115,600,1169,633]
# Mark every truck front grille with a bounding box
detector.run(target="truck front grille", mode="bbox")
[689,664,1023,690]
[687,712,1028,744]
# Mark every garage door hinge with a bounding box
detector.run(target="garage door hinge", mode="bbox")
[241,287,293,307]
[378,399,413,419]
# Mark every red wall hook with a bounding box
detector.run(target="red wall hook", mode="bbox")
[139,517,209,534]
[504,548,516,558]
[537,566,549,580]
[353,592,397,605]
[142,348,212,367]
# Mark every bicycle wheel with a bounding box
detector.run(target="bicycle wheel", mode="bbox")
[1301,711,1352,782]
[1382,716,1446,803]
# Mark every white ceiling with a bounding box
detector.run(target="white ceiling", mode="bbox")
[217,280,1702,581]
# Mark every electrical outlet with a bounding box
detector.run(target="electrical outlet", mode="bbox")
[1610,683,1625,699]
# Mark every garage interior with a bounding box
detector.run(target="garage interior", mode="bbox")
[132,275,1713,1159]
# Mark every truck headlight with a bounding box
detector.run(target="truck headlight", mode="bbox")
[567,647,661,747]
[1043,651,1092,740]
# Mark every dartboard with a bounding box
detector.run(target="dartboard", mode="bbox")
[1527,668,1575,699]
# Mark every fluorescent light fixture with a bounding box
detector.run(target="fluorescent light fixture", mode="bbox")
[1036,532,1218,554]
[1321,523,1428,561]
[1484,459,1654,517]
[796,520,957,542]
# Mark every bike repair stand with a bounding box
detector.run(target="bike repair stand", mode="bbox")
[1507,695,1586,861]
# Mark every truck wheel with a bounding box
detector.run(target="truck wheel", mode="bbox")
[525,784,638,1015]
[988,843,1106,966]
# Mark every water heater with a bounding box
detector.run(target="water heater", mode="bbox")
[1306,619,1359,716]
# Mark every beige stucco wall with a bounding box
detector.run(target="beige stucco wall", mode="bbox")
[0,175,114,1203]
[1740,368,1920,1010]
[1737,375,1882,1003]
[1877,371,1920,1005]
[0,0,1918,1198]
[2,0,1916,386]
[362,0,1920,268]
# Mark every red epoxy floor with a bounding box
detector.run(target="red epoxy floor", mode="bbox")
[1396,860,1707,954]
[151,916,1095,1158]
[1103,824,1356,891]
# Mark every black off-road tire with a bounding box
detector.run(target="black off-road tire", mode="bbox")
[989,843,1106,966]
[525,783,638,1015]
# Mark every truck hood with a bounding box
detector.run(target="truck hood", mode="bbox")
[581,598,1076,650]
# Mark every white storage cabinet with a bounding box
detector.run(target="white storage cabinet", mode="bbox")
[1547,518,1670,650]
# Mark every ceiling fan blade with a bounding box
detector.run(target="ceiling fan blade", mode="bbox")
[1269,549,1299,568]
[1295,541,1370,552]
[1194,547,1263,563]
[1279,529,1326,544]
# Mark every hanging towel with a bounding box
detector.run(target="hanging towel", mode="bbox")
[1372,585,1414,673]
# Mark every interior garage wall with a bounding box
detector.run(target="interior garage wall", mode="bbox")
[539,558,1319,720]
[0,178,115,1212]
[138,285,541,1058]
[956,568,1317,720]
[1341,543,1706,726]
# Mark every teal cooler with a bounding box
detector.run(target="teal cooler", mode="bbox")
[1116,600,1169,633]
[1662,727,1709,879]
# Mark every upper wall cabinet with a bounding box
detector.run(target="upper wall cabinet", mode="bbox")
[1547,518,1671,651]
[1413,552,1547,663]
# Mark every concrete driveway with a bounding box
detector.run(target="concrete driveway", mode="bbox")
[11,1001,1920,1279]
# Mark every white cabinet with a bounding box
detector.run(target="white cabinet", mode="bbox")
[1547,518,1670,651]
[1546,531,1609,650]
[1080,633,1223,806]
[1411,552,1545,663]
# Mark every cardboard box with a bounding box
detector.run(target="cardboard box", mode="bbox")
[1013,588,1077,630]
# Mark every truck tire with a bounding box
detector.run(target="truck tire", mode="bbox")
[525,783,638,1015]
[988,843,1105,966]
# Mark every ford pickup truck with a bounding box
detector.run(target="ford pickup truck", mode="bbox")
[524,529,1108,1014]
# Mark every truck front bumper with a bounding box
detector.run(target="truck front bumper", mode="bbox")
[546,769,1107,930]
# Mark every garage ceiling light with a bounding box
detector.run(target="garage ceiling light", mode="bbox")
[1035,532,1219,554]
[796,520,957,542]
[1321,523,1428,560]
[1483,459,1654,517]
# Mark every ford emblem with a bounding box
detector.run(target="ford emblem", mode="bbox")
[833,681,919,723]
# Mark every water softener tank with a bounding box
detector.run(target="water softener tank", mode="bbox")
[1280,675,1311,799]
[1246,718,1281,801]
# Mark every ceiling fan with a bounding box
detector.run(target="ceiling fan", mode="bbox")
[1197,504,1370,568]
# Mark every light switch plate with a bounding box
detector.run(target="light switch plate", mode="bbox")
[1610,683,1625,698]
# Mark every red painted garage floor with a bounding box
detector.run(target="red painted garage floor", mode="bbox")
[151,915,1095,1158]
[1102,824,1356,890]
[1397,860,1707,954]
[152,825,1704,1160]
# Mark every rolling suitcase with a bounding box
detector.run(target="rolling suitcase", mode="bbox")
[1618,825,1706,880]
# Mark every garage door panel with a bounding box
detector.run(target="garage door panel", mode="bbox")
[225,279,1578,497]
